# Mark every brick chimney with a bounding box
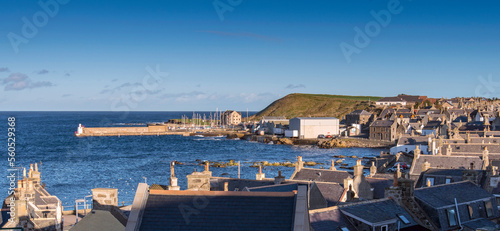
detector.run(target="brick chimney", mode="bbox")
[274,170,285,185]
[168,161,180,190]
[256,165,265,180]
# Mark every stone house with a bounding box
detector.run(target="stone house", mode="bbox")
[345,110,373,127]
[221,110,241,126]
[369,119,398,142]
[1,163,63,231]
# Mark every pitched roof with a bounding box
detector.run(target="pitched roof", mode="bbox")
[314,182,346,206]
[377,97,406,102]
[347,110,372,115]
[290,168,352,184]
[340,199,419,228]
[70,210,126,231]
[396,136,428,146]
[210,177,275,191]
[414,181,494,208]
[366,177,393,199]
[138,190,296,231]
[310,207,356,231]
[462,218,500,230]
[409,155,484,178]
[370,119,395,127]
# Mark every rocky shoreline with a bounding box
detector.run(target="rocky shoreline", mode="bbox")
[224,133,393,149]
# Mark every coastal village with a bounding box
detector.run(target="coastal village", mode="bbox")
[4,95,500,230]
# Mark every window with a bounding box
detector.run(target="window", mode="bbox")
[447,208,458,227]
[468,205,474,219]
[398,214,411,224]
[426,177,435,186]
[485,201,494,217]
[445,178,452,184]
[381,225,388,231]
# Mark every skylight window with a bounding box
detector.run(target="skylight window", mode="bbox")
[398,214,411,224]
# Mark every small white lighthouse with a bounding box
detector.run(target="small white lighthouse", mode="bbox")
[76,124,83,135]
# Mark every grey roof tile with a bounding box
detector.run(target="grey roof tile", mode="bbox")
[414,181,494,208]
[139,193,295,231]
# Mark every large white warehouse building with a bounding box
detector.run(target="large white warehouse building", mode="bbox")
[289,117,339,139]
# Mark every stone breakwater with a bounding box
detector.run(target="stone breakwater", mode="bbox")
[75,125,391,149]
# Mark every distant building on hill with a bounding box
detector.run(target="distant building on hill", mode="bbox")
[221,110,241,126]
[375,97,406,107]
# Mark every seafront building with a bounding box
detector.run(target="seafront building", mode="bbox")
[1,163,63,231]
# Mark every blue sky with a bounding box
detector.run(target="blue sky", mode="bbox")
[1,0,499,111]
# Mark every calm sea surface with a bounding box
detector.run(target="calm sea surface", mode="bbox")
[0,111,387,209]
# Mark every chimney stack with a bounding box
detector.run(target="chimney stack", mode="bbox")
[353,159,363,177]
[483,147,490,170]
[295,156,304,172]
[256,165,265,180]
[422,160,431,172]
[370,162,377,177]
[203,161,212,177]
[329,160,336,170]
[274,170,285,185]
[168,161,180,190]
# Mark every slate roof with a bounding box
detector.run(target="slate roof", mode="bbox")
[247,182,331,209]
[310,207,356,231]
[366,177,393,199]
[210,177,274,191]
[314,182,346,206]
[340,199,419,228]
[377,97,405,102]
[410,155,484,178]
[347,110,372,115]
[397,95,421,103]
[290,168,352,184]
[414,181,494,208]
[245,183,298,192]
[462,218,500,230]
[70,210,126,231]
[138,191,295,231]
[396,136,428,146]
[423,121,441,129]
[370,119,395,127]
[442,143,500,155]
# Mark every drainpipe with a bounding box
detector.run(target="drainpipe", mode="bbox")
[454,198,463,230]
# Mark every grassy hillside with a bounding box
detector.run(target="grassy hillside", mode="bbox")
[251,93,382,120]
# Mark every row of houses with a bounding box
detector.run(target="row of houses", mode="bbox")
[55,153,500,230]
